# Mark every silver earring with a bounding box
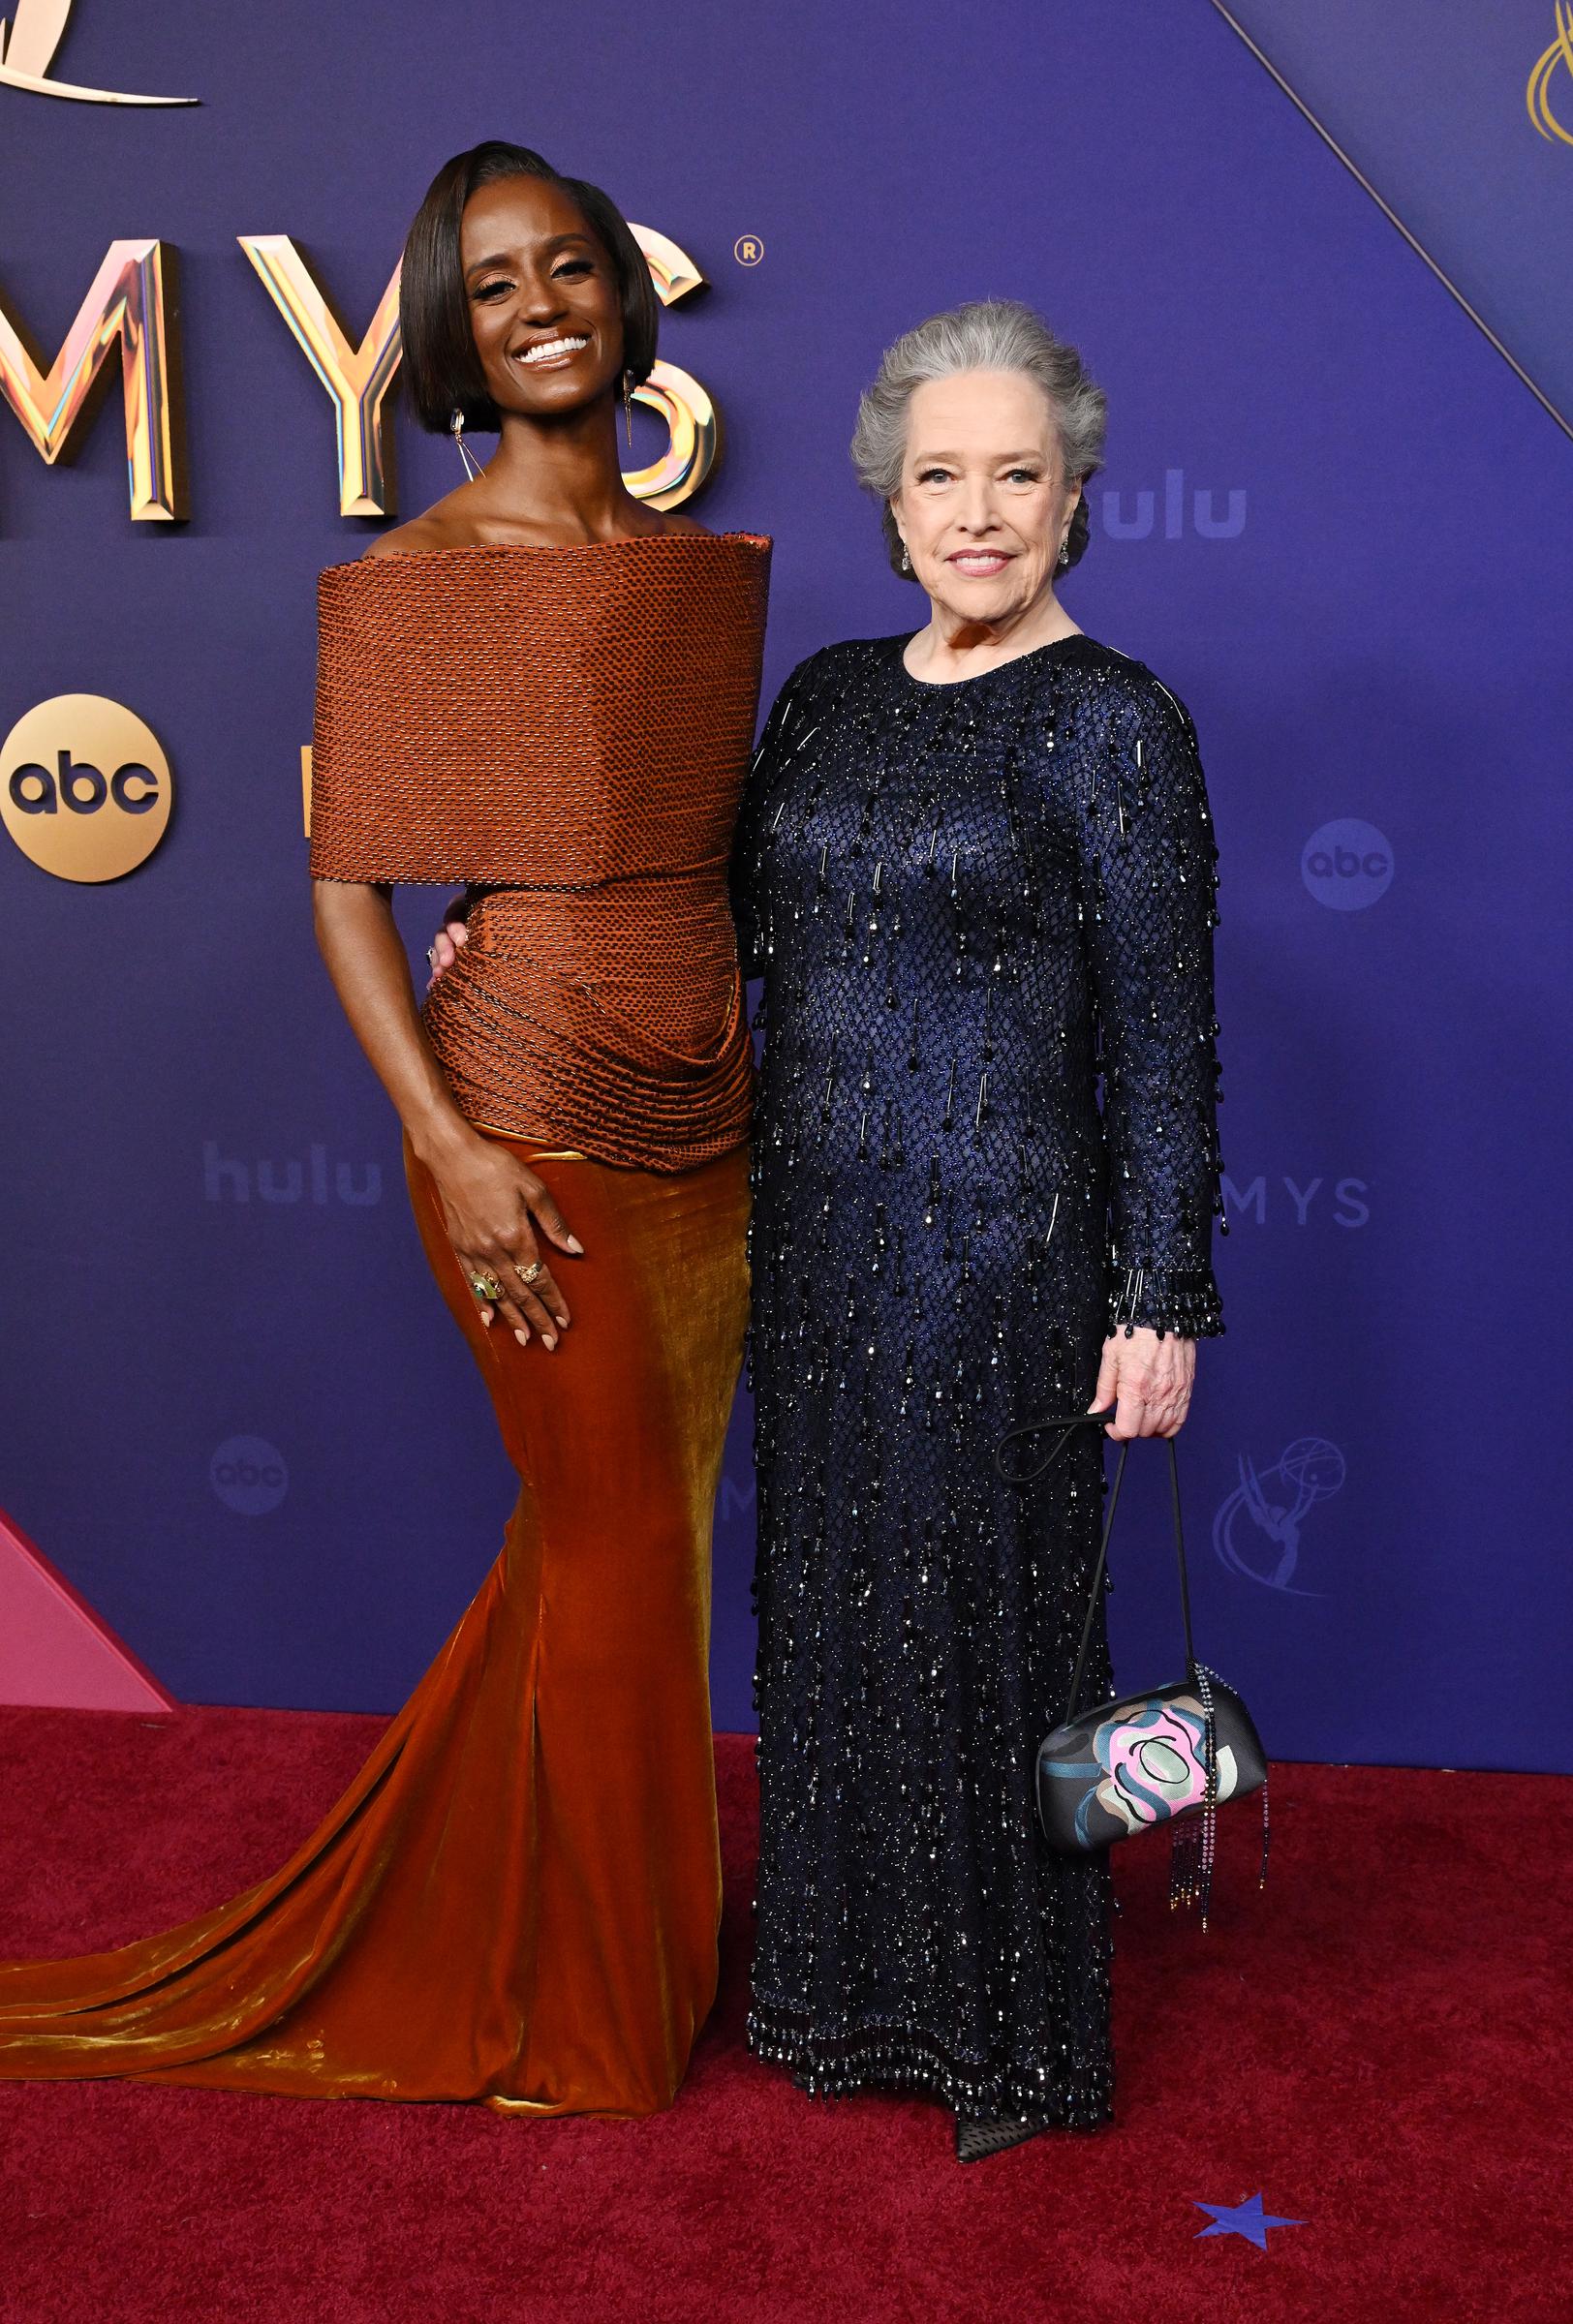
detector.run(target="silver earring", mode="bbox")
[900,544,911,574]
[1057,537,1070,568]
[623,372,635,452]
[450,409,482,483]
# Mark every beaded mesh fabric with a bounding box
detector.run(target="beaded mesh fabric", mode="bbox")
[732,631,1225,2125]
[310,534,771,1170]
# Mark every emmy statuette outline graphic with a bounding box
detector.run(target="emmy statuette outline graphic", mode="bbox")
[1212,1439,1346,1597]
[0,0,196,105]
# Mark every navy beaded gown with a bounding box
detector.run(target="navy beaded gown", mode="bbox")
[732,630,1224,2126]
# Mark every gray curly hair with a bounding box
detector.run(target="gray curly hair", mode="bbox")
[849,298,1107,580]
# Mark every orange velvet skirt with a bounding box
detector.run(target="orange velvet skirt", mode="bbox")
[0,1135,750,2113]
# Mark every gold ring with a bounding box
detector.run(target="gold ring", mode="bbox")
[469,1269,503,1302]
[517,1259,544,1286]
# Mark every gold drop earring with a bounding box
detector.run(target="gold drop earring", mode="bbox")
[450,409,482,484]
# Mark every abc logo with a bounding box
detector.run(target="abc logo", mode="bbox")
[1301,818,1393,911]
[210,1436,289,1517]
[1,694,172,882]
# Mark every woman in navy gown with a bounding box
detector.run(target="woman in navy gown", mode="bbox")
[733,300,1224,2161]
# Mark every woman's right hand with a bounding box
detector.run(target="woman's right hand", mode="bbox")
[423,1127,582,1349]
[425,902,471,991]
[310,881,573,1345]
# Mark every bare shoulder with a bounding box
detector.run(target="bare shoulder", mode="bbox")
[360,503,719,559]
[361,522,436,563]
[360,484,488,560]
[360,514,454,562]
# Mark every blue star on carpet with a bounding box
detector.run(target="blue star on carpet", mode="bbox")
[1193,2193,1304,2248]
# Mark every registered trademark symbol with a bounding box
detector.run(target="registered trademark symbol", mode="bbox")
[733,234,764,267]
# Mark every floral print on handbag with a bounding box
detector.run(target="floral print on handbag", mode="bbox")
[998,1416,1269,1926]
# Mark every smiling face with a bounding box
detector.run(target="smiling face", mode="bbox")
[890,369,1084,632]
[459,172,627,423]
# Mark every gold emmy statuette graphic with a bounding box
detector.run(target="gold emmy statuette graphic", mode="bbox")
[0,239,186,520]
[1528,3,1573,144]
[0,0,196,103]
[1,695,172,880]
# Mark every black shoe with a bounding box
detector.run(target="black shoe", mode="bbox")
[954,2113,1048,2164]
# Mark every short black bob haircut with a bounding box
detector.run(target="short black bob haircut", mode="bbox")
[400,140,660,435]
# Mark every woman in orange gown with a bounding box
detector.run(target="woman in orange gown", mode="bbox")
[0,141,768,2115]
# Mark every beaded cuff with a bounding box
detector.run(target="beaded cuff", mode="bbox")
[1107,1258,1225,1340]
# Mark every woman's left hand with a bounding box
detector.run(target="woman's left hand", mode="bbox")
[1092,1328,1196,1440]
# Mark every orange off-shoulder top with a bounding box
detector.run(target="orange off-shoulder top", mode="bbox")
[309,532,771,1172]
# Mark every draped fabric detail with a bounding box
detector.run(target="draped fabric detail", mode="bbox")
[425,876,754,1169]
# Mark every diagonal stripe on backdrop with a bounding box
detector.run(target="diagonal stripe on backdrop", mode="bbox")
[1207,0,1573,444]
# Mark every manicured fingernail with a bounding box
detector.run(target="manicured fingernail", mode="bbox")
[515,1329,530,1345]
[565,1237,584,1255]
[544,1335,558,1352]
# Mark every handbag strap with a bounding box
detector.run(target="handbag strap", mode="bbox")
[993,1408,1197,1726]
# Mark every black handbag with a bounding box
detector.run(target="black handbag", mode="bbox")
[995,1409,1269,1927]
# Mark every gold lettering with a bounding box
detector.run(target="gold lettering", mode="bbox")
[626,226,719,507]
[626,359,721,507]
[247,223,722,517]
[630,224,708,308]
[239,236,402,518]
[0,238,184,519]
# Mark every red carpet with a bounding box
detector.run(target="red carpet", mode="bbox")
[0,1708,1565,2324]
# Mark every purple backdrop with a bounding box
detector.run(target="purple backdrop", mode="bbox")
[2,1,1570,1767]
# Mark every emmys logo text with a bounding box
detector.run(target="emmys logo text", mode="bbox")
[1,694,171,881]
[1221,1177,1371,1229]
[0,227,714,525]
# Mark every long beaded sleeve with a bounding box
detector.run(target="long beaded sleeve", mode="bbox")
[730,657,818,981]
[1070,674,1224,1338]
